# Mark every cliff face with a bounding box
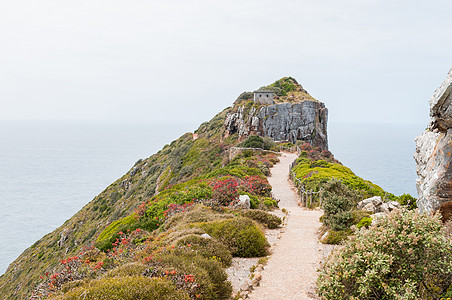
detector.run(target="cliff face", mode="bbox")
[414,69,452,213]
[224,101,328,150]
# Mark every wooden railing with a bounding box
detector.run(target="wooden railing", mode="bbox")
[289,158,323,208]
[279,145,302,155]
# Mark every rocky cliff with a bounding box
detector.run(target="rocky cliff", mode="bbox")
[414,69,452,214]
[225,79,328,150]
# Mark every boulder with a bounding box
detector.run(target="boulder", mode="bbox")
[357,197,400,217]
[234,195,251,209]
[357,196,382,212]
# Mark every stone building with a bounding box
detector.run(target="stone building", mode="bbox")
[253,90,274,105]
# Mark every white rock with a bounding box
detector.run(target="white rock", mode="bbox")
[357,196,382,212]
[234,195,251,209]
[200,233,211,239]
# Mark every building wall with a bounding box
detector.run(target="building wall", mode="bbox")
[254,92,274,104]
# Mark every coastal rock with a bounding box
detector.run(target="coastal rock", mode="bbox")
[225,101,328,150]
[357,197,400,215]
[200,233,212,239]
[357,196,382,212]
[234,195,251,209]
[57,228,73,247]
[415,68,452,213]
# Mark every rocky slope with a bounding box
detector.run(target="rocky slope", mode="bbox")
[225,101,328,149]
[415,69,452,214]
[225,78,328,149]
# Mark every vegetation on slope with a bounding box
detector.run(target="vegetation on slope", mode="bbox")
[290,142,420,245]
[235,77,318,105]
[291,143,451,299]
[0,77,301,299]
[317,210,452,299]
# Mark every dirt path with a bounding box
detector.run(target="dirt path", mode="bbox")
[247,152,331,300]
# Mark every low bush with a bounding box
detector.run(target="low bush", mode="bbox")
[263,197,278,209]
[317,210,452,299]
[176,234,232,267]
[106,262,148,277]
[398,193,417,210]
[240,209,281,229]
[199,217,268,257]
[97,215,136,243]
[235,91,253,103]
[52,276,190,300]
[356,216,372,229]
[323,194,354,231]
[351,209,372,225]
[321,229,351,245]
[163,204,232,230]
[153,249,232,300]
[241,136,265,149]
[292,154,389,199]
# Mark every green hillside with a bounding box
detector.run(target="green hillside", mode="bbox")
[0,80,293,299]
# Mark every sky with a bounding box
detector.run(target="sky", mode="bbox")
[0,0,451,124]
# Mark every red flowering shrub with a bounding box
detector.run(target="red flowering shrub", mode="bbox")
[242,175,271,196]
[210,177,239,206]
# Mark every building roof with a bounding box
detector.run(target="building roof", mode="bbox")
[253,90,275,94]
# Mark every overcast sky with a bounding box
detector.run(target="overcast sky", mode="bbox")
[0,0,451,124]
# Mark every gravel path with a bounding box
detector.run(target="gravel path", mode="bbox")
[247,152,331,300]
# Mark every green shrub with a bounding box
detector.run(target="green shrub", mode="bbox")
[321,229,351,245]
[240,209,281,229]
[356,216,372,229]
[199,217,268,257]
[323,194,354,231]
[154,250,232,300]
[263,197,278,209]
[53,276,190,300]
[317,210,452,299]
[442,283,452,298]
[242,136,264,149]
[235,91,253,103]
[398,193,417,210]
[242,149,253,157]
[106,262,148,277]
[163,204,232,230]
[97,215,135,242]
[351,209,371,225]
[176,234,232,267]
[96,215,136,251]
[293,158,388,199]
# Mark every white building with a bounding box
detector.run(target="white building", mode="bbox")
[253,90,275,104]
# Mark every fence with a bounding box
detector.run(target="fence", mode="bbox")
[289,157,323,208]
[228,147,280,160]
[279,145,302,155]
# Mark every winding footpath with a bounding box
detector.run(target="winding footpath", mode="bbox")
[248,152,331,300]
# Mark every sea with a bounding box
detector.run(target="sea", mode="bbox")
[0,120,425,275]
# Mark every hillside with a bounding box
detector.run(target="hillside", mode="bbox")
[0,77,425,299]
[0,77,324,299]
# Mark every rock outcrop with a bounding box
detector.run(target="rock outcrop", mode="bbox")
[225,101,328,150]
[357,196,400,218]
[414,69,452,213]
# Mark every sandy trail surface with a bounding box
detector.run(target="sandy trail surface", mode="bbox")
[248,152,331,300]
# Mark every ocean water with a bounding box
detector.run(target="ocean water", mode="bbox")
[0,120,199,275]
[0,121,424,275]
[328,122,425,196]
